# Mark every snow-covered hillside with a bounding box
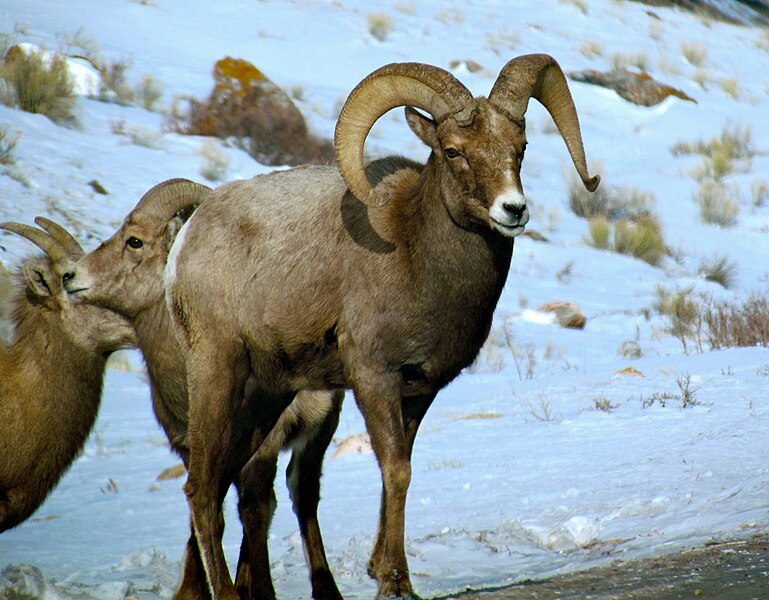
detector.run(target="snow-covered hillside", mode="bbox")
[1,1,768,599]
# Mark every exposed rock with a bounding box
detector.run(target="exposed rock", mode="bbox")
[186,56,334,166]
[615,366,645,377]
[627,0,769,26]
[538,301,586,329]
[156,463,186,480]
[568,68,696,107]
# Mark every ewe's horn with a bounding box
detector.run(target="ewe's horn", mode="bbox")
[34,216,85,259]
[489,54,600,192]
[135,178,212,221]
[335,62,475,207]
[0,221,70,264]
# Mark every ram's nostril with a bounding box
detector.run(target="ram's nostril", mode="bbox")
[503,203,527,220]
[62,272,74,283]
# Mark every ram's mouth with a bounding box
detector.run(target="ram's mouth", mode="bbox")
[491,218,526,238]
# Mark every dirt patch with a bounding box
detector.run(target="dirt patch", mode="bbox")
[433,532,769,599]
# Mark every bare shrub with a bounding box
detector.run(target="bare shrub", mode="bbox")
[676,374,701,408]
[697,255,737,288]
[199,140,230,182]
[0,47,77,123]
[594,396,619,412]
[97,57,135,105]
[704,293,769,349]
[137,75,162,111]
[694,180,740,227]
[654,285,705,354]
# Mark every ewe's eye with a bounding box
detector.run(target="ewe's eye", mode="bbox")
[126,236,143,249]
[444,147,461,159]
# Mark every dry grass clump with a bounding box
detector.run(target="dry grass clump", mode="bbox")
[0,124,20,164]
[570,174,667,266]
[367,12,394,41]
[0,47,77,124]
[559,0,588,15]
[610,50,650,72]
[579,40,604,59]
[569,174,655,222]
[672,123,755,173]
[693,180,740,227]
[697,255,737,288]
[612,215,667,266]
[680,41,708,66]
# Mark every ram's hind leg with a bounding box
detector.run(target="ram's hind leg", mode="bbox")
[184,339,253,600]
[234,457,278,600]
[286,389,345,600]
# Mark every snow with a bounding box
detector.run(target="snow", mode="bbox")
[1,0,769,598]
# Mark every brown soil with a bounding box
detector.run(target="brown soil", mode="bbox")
[432,532,769,599]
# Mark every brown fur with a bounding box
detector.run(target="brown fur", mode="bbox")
[159,55,595,598]
[0,252,134,532]
[166,100,533,600]
[64,195,344,600]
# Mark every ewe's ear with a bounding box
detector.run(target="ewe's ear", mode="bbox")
[163,216,185,252]
[23,258,57,298]
[405,107,439,151]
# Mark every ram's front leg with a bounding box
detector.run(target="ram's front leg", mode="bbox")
[353,374,417,600]
[367,392,435,584]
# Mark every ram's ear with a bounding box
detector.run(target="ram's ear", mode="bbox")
[23,258,57,299]
[405,106,440,151]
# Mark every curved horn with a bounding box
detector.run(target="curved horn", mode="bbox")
[0,222,69,264]
[335,62,475,206]
[135,178,212,220]
[34,216,84,259]
[489,54,600,192]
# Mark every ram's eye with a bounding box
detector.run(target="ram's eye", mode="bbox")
[444,147,461,159]
[126,237,143,249]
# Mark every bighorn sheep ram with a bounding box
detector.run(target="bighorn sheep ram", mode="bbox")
[74,54,599,599]
[62,180,345,600]
[0,219,135,531]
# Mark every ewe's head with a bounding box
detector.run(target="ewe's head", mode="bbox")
[63,179,210,317]
[335,54,600,237]
[0,218,135,352]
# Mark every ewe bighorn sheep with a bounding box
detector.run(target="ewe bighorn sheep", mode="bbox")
[157,54,600,600]
[62,180,345,600]
[0,219,135,531]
